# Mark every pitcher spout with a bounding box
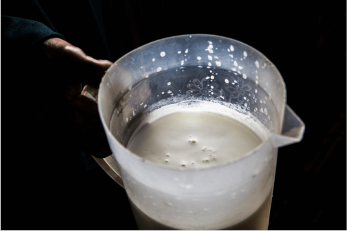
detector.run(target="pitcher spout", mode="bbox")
[270,105,305,148]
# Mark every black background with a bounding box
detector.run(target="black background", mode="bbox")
[2,0,346,230]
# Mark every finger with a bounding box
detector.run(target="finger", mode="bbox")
[43,38,113,88]
[77,57,112,88]
[84,57,113,78]
[96,59,113,77]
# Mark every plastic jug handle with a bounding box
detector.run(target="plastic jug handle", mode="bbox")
[270,104,305,148]
[92,156,124,188]
[82,85,125,188]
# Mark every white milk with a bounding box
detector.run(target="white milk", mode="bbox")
[127,101,268,168]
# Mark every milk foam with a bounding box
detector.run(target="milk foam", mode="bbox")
[127,101,270,169]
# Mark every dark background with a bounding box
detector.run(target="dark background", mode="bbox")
[2,0,346,230]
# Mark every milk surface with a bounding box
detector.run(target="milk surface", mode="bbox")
[127,103,264,169]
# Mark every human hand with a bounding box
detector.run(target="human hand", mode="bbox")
[42,38,113,157]
[42,38,112,88]
[42,37,113,114]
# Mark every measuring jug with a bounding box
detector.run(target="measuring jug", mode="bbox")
[94,34,305,229]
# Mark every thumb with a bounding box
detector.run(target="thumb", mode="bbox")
[94,59,113,78]
[82,57,113,88]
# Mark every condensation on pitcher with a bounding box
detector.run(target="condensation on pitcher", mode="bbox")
[231,68,236,72]
[264,108,268,115]
[253,169,259,177]
[167,82,171,85]
[206,44,213,53]
[178,51,181,54]
[133,111,135,116]
[160,51,165,57]
[167,90,172,94]
[211,75,214,79]
[242,74,247,79]
[208,62,212,66]
[234,61,238,66]
[208,55,212,60]
[243,51,247,57]
[185,49,188,53]
[164,202,173,207]
[227,48,230,52]
[255,60,260,68]
[197,56,201,60]
[181,60,184,65]
[216,61,221,67]
[255,89,258,93]
[230,45,234,52]
[225,79,229,83]
[238,66,243,70]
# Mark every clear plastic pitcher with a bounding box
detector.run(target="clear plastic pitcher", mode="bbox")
[95,34,305,229]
